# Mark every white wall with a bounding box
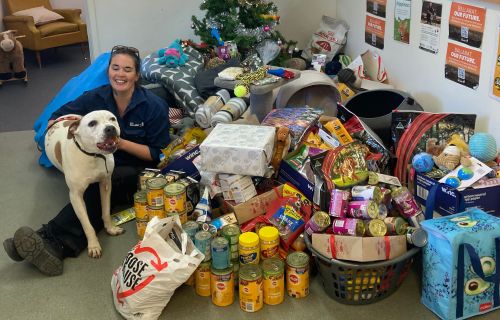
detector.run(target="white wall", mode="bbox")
[336,0,500,140]
[84,0,336,60]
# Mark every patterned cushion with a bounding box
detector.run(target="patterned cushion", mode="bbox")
[141,46,205,117]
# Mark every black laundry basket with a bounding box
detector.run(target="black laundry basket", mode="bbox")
[305,232,420,305]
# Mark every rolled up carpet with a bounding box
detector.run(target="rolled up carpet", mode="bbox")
[195,89,230,128]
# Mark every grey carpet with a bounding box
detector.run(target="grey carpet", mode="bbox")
[0,45,90,133]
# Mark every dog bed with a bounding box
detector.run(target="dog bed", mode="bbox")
[141,46,205,117]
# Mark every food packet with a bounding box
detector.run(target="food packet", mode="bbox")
[301,15,349,62]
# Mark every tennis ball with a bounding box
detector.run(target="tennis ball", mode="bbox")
[234,85,248,97]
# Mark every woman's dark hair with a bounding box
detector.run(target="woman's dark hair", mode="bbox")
[109,45,141,73]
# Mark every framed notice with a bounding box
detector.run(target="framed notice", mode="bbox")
[367,0,387,18]
[365,15,386,49]
[491,18,500,101]
[394,0,412,44]
[445,43,482,90]
[449,2,486,48]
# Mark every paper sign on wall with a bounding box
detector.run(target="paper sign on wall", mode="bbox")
[367,0,387,18]
[419,1,442,54]
[445,42,482,90]
[394,0,412,44]
[449,2,486,49]
[365,15,386,49]
[491,18,500,101]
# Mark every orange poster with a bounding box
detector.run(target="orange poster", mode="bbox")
[365,15,386,49]
[445,42,482,89]
[491,25,500,100]
[449,2,486,48]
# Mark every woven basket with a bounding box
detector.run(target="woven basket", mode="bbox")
[304,232,420,305]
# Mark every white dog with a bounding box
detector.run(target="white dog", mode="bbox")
[45,110,124,258]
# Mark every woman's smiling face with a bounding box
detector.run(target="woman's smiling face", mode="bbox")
[108,53,139,95]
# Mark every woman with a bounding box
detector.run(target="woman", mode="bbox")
[3,46,170,276]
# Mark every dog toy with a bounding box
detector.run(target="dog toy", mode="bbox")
[433,145,471,172]
[234,66,267,97]
[469,132,497,163]
[157,39,188,68]
[271,126,291,174]
[211,27,224,46]
[0,30,27,84]
[426,137,446,157]
[412,152,434,173]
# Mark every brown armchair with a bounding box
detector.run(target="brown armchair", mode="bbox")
[2,0,88,68]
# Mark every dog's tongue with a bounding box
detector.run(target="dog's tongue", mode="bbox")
[97,137,118,152]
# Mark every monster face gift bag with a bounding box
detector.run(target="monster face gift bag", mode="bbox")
[421,206,500,320]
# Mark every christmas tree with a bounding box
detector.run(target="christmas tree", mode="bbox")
[191,0,296,65]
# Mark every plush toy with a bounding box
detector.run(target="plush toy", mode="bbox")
[426,137,446,157]
[433,144,472,172]
[157,39,188,68]
[469,132,498,164]
[0,30,27,83]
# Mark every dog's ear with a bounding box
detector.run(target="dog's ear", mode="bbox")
[67,120,81,139]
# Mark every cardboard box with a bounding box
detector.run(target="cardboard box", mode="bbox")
[223,185,283,225]
[413,172,500,216]
[161,146,200,181]
[312,233,407,262]
[277,159,314,200]
[200,123,275,176]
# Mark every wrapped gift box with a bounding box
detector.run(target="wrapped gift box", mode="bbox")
[200,124,275,177]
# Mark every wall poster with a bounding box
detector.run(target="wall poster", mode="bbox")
[419,1,442,54]
[449,2,486,49]
[394,0,412,44]
[365,15,386,49]
[445,42,482,90]
[367,0,387,18]
[491,18,500,101]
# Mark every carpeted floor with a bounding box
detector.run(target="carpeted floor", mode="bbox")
[0,45,90,133]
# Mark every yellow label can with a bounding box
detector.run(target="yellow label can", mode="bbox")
[239,264,263,312]
[164,182,187,213]
[136,217,148,239]
[262,258,285,305]
[239,232,260,265]
[211,266,234,307]
[147,205,165,220]
[146,177,167,206]
[167,209,187,224]
[286,252,310,298]
[133,190,148,219]
[195,260,211,297]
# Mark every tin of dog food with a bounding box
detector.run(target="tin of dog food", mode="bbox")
[262,258,285,305]
[146,177,167,206]
[222,224,241,245]
[364,218,387,237]
[146,205,165,220]
[407,211,425,228]
[378,203,388,220]
[232,259,240,285]
[384,217,408,235]
[195,230,212,262]
[211,266,234,307]
[406,227,428,247]
[258,226,279,259]
[391,187,421,219]
[167,209,187,224]
[332,217,365,236]
[164,182,187,213]
[351,185,382,203]
[182,220,199,241]
[304,211,331,236]
[133,190,148,219]
[138,169,161,190]
[329,189,350,218]
[286,252,309,298]
[239,264,263,312]
[239,232,260,265]
[195,260,212,296]
[136,218,148,239]
[164,170,184,184]
[212,237,230,270]
[347,200,379,219]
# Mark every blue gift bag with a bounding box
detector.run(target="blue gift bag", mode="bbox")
[421,183,500,319]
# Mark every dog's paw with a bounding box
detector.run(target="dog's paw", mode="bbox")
[87,244,102,258]
[106,226,125,236]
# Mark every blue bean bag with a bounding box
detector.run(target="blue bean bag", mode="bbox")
[33,52,111,167]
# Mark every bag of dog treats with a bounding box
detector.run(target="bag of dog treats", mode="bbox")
[111,216,204,320]
[301,15,349,62]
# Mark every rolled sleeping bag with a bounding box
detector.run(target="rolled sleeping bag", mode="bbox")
[195,89,230,128]
[211,97,248,126]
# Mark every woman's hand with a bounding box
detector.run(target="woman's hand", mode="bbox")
[116,137,153,162]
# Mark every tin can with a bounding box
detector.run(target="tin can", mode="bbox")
[258,226,279,259]
[212,237,230,270]
[329,189,350,218]
[364,218,387,237]
[146,177,167,206]
[138,169,161,190]
[167,209,187,224]
[286,251,309,298]
[164,170,183,184]
[136,218,148,239]
[232,259,240,286]
[239,232,260,265]
[351,185,382,203]
[304,211,331,236]
[407,211,425,228]
[347,200,379,219]
[195,230,212,262]
[332,218,365,236]
[384,217,408,235]
[182,220,199,241]
[239,264,263,312]
[195,260,211,297]
[406,227,428,247]
[147,205,165,220]
[133,190,148,220]
[262,258,285,305]
[391,187,422,219]
[211,266,234,307]
[222,224,241,245]
[378,203,388,220]
[164,182,187,213]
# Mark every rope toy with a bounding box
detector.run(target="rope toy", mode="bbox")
[234,66,268,97]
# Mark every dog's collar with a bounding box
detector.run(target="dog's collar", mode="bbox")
[72,137,109,174]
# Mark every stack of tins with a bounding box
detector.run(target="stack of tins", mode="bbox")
[192,223,310,311]
[164,182,188,224]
